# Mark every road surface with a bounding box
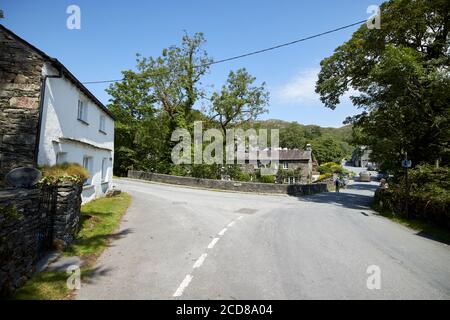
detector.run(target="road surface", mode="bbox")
[76,178,450,300]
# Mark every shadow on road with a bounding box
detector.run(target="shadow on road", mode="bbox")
[293,182,378,210]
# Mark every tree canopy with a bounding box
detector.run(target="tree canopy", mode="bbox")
[316,0,450,172]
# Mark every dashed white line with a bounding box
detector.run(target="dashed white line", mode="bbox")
[172,217,244,297]
[193,253,208,269]
[173,274,193,297]
[207,237,220,249]
[218,227,228,236]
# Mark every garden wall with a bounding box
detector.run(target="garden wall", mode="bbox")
[128,170,331,196]
[0,182,82,297]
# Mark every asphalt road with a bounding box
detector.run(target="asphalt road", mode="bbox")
[76,178,450,300]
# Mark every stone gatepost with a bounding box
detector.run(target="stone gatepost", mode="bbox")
[52,182,83,249]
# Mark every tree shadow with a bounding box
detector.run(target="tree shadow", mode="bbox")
[294,192,374,210]
[293,183,377,210]
[82,266,114,284]
[345,183,379,192]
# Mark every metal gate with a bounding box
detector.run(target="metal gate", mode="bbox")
[36,185,57,258]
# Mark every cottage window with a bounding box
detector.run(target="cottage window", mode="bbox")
[283,162,288,169]
[101,158,108,182]
[77,100,88,123]
[99,115,106,133]
[82,156,93,185]
[56,152,67,165]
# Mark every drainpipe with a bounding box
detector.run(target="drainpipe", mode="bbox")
[34,65,63,165]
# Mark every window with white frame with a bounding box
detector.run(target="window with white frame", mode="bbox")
[77,99,88,123]
[283,162,288,169]
[82,156,93,185]
[56,152,67,165]
[99,115,106,133]
[101,158,108,182]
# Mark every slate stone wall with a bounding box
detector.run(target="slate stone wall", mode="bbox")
[0,27,45,185]
[0,188,42,296]
[128,170,331,196]
[53,182,83,248]
[0,183,82,297]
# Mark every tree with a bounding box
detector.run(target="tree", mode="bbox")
[316,0,450,172]
[209,68,269,135]
[138,32,211,130]
[311,136,347,164]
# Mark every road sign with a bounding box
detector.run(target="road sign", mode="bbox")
[401,160,412,168]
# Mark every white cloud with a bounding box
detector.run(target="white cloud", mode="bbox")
[275,68,321,105]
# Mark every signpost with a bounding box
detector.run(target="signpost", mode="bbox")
[402,154,411,218]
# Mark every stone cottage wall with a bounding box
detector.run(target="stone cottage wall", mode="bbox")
[0,27,45,185]
[0,188,42,296]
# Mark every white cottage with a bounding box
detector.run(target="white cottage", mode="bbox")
[0,25,115,203]
[37,63,115,203]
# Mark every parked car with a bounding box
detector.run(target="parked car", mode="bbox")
[359,171,371,182]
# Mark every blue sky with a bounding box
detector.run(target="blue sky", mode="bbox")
[1,0,383,127]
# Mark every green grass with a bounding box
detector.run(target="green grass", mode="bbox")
[372,203,450,244]
[14,193,131,300]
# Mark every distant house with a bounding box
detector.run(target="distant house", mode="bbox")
[0,25,114,203]
[351,146,376,168]
[242,147,315,184]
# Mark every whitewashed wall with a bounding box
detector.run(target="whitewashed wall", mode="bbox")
[37,63,114,203]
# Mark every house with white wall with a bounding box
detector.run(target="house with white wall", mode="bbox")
[0,25,114,203]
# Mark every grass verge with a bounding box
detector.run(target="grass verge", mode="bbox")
[371,203,450,244]
[14,192,131,300]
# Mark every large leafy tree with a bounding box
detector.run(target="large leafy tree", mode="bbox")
[316,0,450,172]
[138,32,211,130]
[209,68,269,135]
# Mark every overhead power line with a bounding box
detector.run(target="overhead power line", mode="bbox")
[82,19,366,85]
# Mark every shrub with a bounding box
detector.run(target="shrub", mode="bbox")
[259,175,275,184]
[374,164,450,229]
[236,172,252,182]
[40,163,89,185]
[315,173,333,182]
[318,162,343,174]
[169,164,188,177]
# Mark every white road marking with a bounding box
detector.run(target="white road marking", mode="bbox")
[173,274,193,297]
[173,217,243,297]
[207,238,220,249]
[193,253,208,269]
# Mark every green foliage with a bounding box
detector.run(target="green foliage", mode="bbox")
[316,0,450,172]
[311,137,349,164]
[40,163,89,185]
[318,162,343,174]
[315,173,333,183]
[169,164,189,177]
[235,171,253,182]
[190,164,220,179]
[259,175,275,184]
[209,68,269,134]
[374,165,450,229]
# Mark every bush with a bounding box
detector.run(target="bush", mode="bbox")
[374,164,450,229]
[315,173,333,182]
[259,175,275,184]
[318,162,343,174]
[236,172,252,182]
[40,163,89,185]
[169,164,188,177]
